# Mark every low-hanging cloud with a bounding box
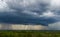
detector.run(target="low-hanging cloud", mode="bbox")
[0,0,60,27]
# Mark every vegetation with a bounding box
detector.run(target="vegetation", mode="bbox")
[0,30,60,37]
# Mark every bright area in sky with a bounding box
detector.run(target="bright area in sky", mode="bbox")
[0,0,8,9]
[40,11,55,17]
[51,0,60,7]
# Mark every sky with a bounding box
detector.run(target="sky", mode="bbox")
[0,0,60,30]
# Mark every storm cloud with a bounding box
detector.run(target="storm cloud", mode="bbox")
[0,0,60,27]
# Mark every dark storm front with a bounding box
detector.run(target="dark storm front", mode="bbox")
[0,13,57,26]
[0,0,59,26]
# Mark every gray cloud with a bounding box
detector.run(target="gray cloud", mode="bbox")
[0,0,60,27]
[48,22,60,30]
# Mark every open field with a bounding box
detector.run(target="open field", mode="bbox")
[0,30,60,37]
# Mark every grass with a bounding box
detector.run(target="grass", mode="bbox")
[0,30,60,37]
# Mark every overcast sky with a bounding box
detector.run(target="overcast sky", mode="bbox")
[0,0,60,30]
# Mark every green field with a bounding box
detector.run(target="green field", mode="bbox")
[0,30,60,37]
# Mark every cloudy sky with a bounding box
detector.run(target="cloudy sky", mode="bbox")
[0,0,60,30]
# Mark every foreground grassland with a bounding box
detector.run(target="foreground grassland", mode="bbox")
[0,30,60,37]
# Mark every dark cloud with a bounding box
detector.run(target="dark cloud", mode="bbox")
[0,0,60,26]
